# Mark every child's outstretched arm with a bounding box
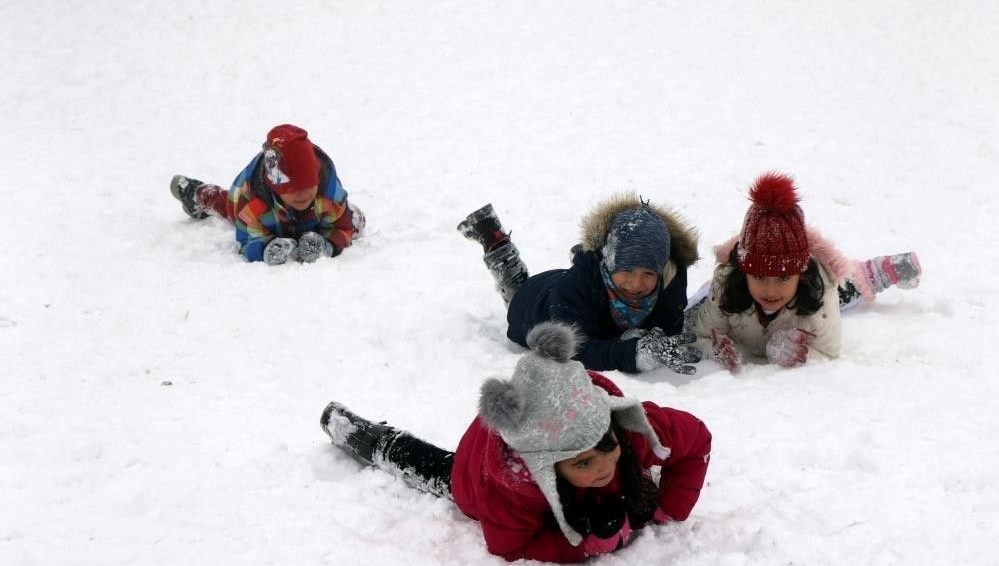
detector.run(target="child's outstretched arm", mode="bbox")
[231,191,275,262]
[766,281,843,364]
[314,197,355,255]
[548,282,676,374]
[685,274,733,361]
[641,403,712,521]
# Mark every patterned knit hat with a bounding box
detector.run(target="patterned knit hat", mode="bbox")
[737,172,810,276]
[261,124,320,195]
[601,206,671,275]
[478,322,669,546]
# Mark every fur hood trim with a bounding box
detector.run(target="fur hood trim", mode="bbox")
[579,193,699,269]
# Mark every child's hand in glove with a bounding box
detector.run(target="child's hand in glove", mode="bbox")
[298,231,334,263]
[263,237,298,265]
[766,327,815,367]
[636,328,701,375]
[710,329,743,373]
[581,497,632,556]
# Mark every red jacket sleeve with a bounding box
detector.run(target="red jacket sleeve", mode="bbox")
[452,419,588,563]
[642,402,712,520]
[479,501,588,563]
[591,371,711,520]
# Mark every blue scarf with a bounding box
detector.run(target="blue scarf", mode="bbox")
[600,265,659,330]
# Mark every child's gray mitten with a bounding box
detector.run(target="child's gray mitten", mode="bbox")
[263,237,298,265]
[298,231,334,263]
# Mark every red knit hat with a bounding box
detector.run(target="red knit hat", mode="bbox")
[737,172,810,276]
[261,124,320,195]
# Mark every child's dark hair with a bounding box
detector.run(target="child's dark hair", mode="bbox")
[556,418,659,534]
[718,246,825,316]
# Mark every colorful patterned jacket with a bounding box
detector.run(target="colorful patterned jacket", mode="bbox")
[450,371,712,563]
[227,145,355,262]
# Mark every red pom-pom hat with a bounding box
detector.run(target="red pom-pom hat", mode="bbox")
[737,172,810,277]
[261,124,320,195]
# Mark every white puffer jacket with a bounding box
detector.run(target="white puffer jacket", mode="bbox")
[687,228,871,363]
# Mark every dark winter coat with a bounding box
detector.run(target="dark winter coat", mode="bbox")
[450,371,712,563]
[228,145,355,262]
[506,195,699,373]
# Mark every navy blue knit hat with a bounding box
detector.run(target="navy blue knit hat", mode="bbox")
[601,207,671,274]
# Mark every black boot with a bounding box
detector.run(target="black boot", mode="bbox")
[838,280,863,310]
[457,203,510,253]
[320,401,396,467]
[170,175,209,219]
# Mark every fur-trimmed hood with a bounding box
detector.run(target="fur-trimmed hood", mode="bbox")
[578,193,700,270]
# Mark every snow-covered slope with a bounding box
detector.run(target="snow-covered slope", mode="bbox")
[2,1,998,564]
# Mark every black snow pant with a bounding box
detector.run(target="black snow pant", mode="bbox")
[376,431,456,500]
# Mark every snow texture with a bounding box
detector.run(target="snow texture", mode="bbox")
[2,1,999,565]
[323,410,359,449]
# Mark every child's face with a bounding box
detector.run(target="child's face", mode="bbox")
[746,273,800,313]
[555,434,622,489]
[610,268,659,301]
[278,185,319,211]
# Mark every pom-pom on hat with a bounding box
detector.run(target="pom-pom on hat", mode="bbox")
[737,172,810,276]
[478,321,668,546]
[261,124,320,195]
[601,206,671,275]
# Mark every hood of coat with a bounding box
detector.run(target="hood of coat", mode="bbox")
[578,193,700,270]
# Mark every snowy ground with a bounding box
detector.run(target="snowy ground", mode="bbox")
[3,1,999,565]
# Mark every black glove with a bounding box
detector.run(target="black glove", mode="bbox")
[580,495,633,556]
[588,495,628,539]
[263,237,298,265]
[298,231,334,263]
[637,328,701,375]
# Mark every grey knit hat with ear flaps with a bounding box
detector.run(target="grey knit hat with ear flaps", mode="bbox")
[478,321,670,546]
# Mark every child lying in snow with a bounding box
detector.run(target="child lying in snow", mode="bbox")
[320,322,711,563]
[170,124,364,264]
[457,194,702,376]
[685,172,921,372]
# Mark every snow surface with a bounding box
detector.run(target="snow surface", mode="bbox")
[3,1,999,565]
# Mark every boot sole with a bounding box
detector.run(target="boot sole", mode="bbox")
[320,401,338,431]
[456,203,496,235]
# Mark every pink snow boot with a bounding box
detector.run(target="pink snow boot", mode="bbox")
[861,252,922,292]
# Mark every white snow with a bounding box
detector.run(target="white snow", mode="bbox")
[3,1,998,565]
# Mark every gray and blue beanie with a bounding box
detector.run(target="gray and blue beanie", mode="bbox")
[601,206,671,274]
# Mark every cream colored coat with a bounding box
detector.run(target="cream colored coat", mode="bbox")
[687,228,869,363]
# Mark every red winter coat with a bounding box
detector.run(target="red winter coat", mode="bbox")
[450,372,712,563]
